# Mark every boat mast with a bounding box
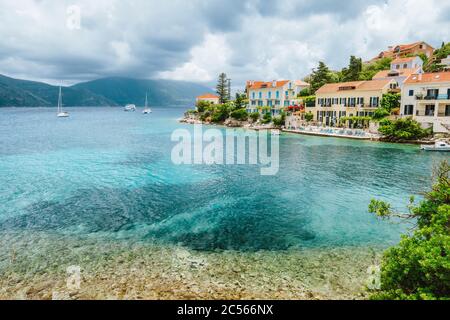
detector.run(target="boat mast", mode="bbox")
[145,92,148,108]
[58,86,62,113]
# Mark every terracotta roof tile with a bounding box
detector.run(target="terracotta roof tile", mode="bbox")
[247,80,290,90]
[197,93,219,99]
[316,80,392,94]
[404,72,450,84]
[391,57,418,64]
[373,68,418,79]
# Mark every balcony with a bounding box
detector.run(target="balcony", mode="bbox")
[416,94,450,101]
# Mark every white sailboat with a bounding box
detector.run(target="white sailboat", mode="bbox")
[57,86,69,118]
[143,92,152,114]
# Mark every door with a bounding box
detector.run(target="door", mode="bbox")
[425,105,435,116]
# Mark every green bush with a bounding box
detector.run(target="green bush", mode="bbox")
[305,112,314,122]
[250,112,260,122]
[230,108,248,121]
[378,118,431,141]
[196,100,211,113]
[272,112,286,127]
[303,96,316,107]
[369,161,450,300]
[210,104,231,123]
[372,108,391,120]
[298,88,311,97]
[380,93,401,113]
[261,112,272,124]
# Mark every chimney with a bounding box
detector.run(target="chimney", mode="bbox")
[272,80,277,87]
[418,73,422,81]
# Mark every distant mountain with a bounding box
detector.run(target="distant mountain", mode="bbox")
[0,74,214,107]
[72,77,214,106]
[0,74,117,107]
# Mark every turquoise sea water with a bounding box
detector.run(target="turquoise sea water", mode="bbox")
[0,107,447,252]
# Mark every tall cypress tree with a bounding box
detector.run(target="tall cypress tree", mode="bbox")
[216,73,229,104]
[310,62,332,93]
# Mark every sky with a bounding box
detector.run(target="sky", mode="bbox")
[0,0,449,89]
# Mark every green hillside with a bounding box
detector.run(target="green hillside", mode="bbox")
[72,77,214,106]
[0,74,214,107]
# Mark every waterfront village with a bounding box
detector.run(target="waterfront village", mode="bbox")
[183,41,450,143]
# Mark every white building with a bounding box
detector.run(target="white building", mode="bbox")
[196,93,220,105]
[441,55,450,71]
[246,80,310,115]
[373,56,423,87]
[400,72,450,133]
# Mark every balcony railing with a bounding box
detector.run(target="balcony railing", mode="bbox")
[416,94,450,100]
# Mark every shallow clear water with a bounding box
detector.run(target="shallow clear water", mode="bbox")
[0,107,447,251]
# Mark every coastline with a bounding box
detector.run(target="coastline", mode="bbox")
[0,231,384,300]
[180,116,439,145]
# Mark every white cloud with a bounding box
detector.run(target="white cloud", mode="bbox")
[0,0,447,87]
[158,34,231,82]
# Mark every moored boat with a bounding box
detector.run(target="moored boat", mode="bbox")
[124,104,136,112]
[142,93,152,114]
[56,86,69,118]
[271,129,281,136]
[421,141,450,152]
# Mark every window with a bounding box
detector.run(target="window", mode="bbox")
[425,105,435,116]
[275,100,281,106]
[409,90,414,96]
[252,92,255,99]
[403,64,408,69]
[349,98,356,107]
[370,97,379,107]
[446,105,450,117]
[276,91,280,99]
[251,101,256,106]
[426,89,438,99]
[268,92,272,99]
[285,91,289,98]
[268,101,273,107]
[258,92,262,99]
[396,64,400,69]
[404,105,414,115]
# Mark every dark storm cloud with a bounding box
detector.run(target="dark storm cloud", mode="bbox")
[0,0,447,85]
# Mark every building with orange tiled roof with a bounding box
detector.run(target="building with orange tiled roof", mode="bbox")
[312,79,399,126]
[400,72,450,133]
[196,93,220,105]
[246,80,309,115]
[373,56,423,87]
[372,41,434,61]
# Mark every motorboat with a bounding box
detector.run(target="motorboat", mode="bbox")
[124,104,136,112]
[271,129,281,136]
[421,141,450,152]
